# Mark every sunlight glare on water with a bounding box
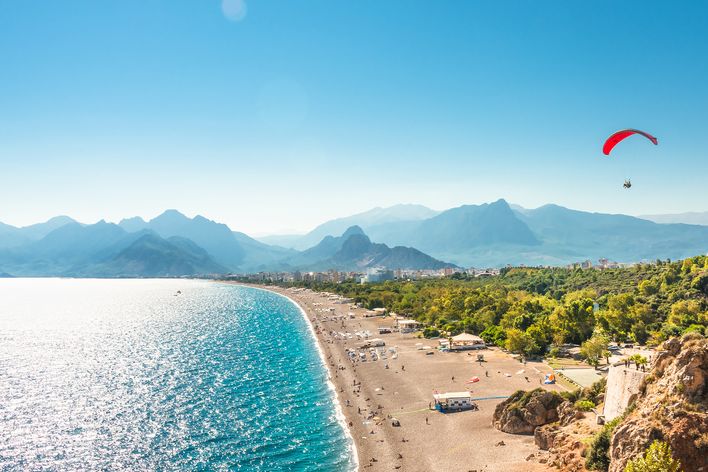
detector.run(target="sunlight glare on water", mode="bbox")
[0,279,354,471]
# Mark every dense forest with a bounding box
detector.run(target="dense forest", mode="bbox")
[285,256,708,357]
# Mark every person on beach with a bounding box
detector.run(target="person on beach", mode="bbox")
[425,417,429,425]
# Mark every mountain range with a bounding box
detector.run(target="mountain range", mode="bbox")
[1,200,707,277]
[0,211,451,277]
[260,200,708,267]
[639,211,708,226]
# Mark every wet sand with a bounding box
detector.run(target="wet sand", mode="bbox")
[249,285,561,471]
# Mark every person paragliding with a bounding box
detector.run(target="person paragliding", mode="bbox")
[603,129,658,188]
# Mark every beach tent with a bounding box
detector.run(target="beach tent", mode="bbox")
[544,373,556,384]
[449,333,486,350]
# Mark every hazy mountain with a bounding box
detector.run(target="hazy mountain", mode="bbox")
[0,216,77,249]
[255,234,305,248]
[307,232,454,271]
[412,199,539,249]
[75,233,226,277]
[24,221,128,265]
[514,204,708,265]
[231,231,297,272]
[639,211,708,226]
[0,222,30,249]
[356,199,540,265]
[283,204,439,250]
[0,210,295,275]
[0,220,229,277]
[118,210,296,272]
[0,221,136,275]
[118,216,148,232]
[19,216,77,240]
[284,226,366,267]
[4,201,708,275]
[136,210,246,270]
[316,200,708,267]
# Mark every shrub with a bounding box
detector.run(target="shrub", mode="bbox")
[583,377,607,404]
[480,325,506,346]
[586,417,622,471]
[624,440,681,472]
[575,400,595,411]
[561,389,582,403]
[422,327,440,338]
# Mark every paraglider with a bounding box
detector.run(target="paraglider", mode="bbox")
[602,129,658,189]
[603,129,658,156]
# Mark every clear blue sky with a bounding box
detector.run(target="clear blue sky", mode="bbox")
[1,1,707,234]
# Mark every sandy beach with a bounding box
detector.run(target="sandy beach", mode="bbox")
[244,284,562,471]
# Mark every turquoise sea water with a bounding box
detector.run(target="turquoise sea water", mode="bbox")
[0,279,354,471]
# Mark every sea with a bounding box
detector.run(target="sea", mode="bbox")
[0,279,355,471]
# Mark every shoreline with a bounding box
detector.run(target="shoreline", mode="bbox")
[231,283,562,471]
[234,283,360,472]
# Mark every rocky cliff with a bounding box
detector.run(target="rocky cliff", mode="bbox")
[492,389,565,434]
[608,334,707,472]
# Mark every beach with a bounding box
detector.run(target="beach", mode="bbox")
[248,284,562,472]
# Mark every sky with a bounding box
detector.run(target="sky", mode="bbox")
[1,1,707,235]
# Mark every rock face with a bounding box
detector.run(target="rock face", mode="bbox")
[492,389,565,434]
[534,402,591,472]
[535,423,591,472]
[603,364,648,421]
[608,335,708,472]
[557,400,584,426]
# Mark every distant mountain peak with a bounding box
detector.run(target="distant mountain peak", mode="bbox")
[152,209,189,222]
[118,216,148,233]
[290,204,439,250]
[41,215,75,226]
[342,225,365,238]
[120,216,146,224]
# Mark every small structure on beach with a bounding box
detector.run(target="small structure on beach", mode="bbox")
[359,338,386,348]
[397,319,421,333]
[448,333,486,351]
[433,391,476,412]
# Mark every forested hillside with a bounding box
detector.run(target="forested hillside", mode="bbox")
[291,256,708,356]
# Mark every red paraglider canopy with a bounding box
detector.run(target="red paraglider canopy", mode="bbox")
[603,129,658,155]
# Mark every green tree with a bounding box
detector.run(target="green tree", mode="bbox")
[624,440,682,472]
[638,278,660,296]
[581,332,610,368]
[630,321,650,345]
[505,328,537,356]
[668,300,703,328]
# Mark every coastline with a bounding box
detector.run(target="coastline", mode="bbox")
[235,282,359,472]
[232,283,562,472]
